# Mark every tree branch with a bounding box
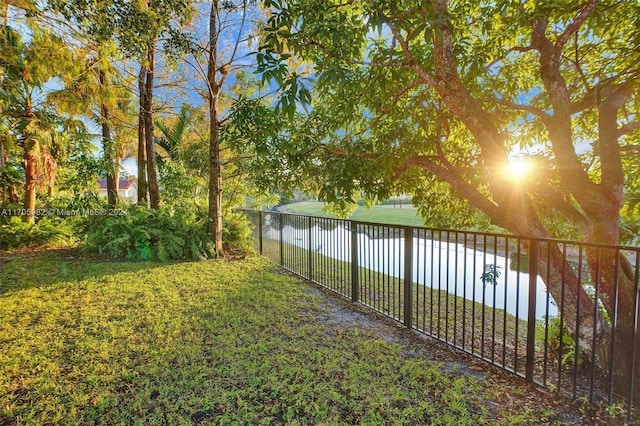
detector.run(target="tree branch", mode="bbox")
[485,45,535,70]
[397,155,507,227]
[498,99,552,124]
[555,0,599,52]
[299,39,409,68]
[381,17,437,86]
[223,0,247,76]
[369,79,425,129]
[531,18,598,207]
[569,79,618,114]
[598,84,631,202]
[531,183,589,231]
[618,120,640,137]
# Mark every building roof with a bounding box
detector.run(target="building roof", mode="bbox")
[97,177,137,190]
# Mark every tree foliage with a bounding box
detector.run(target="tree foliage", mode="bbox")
[0,23,86,220]
[256,0,640,391]
[47,0,195,209]
[258,0,640,238]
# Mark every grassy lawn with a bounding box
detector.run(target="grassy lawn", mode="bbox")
[0,249,590,425]
[265,237,555,379]
[282,201,426,227]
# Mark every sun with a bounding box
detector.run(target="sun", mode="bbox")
[506,158,529,181]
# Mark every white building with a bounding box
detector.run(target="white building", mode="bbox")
[97,177,137,202]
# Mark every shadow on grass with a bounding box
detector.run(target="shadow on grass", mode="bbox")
[0,248,176,294]
[0,248,612,425]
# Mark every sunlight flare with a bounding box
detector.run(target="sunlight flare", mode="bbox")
[505,158,530,181]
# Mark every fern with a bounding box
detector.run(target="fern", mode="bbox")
[82,205,214,261]
[0,216,75,250]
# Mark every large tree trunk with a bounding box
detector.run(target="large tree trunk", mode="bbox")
[583,214,639,395]
[137,66,148,206]
[428,164,635,393]
[207,0,224,257]
[22,143,36,224]
[144,45,161,210]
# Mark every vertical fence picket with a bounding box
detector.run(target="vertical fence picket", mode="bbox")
[279,214,284,266]
[526,239,538,383]
[351,222,359,303]
[404,227,413,329]
[258,210,263,255]
[308,216,313,280]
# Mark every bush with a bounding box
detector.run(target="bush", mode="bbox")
[0,216,77,250]
[537,316,583,368]
[83,205,215,261]
[222,210,255,254]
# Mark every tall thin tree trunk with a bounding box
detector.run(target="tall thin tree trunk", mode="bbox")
[0,140,5,173]
[23,144,36,224]
[137,66,148,206]
[104,121,117,207]
[114,158,120,195]
[0,140,5,206]
[144,45,161,210]
[207,0,223,257]
[0,138,5,206]
[99,68,117,207]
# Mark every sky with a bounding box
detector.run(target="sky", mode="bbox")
[6,2,266,178]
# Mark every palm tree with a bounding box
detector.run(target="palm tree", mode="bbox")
[0,24,80,222]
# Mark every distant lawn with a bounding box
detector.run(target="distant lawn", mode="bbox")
[0,249,587,425]
[282,201,426,227]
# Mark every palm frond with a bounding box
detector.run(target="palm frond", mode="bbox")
[154,104,193,160]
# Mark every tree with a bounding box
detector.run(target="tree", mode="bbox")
[47,0,195,209]
[0,24,81,222]
[52,42,136,208]
[201,0,252,256]
[257,0,640,392]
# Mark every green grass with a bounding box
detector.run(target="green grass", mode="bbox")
[282,201,426,227]
[264,237,538,368]
[0,249,579,425]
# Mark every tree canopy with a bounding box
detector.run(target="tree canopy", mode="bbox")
[255,0,640,391]
[257,0,640,242]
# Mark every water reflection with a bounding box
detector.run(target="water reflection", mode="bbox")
[264,220,558,320]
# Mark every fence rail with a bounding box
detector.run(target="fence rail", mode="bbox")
[240,209,640,421]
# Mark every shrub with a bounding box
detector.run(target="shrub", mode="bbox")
[222,210,255,254]
[0,216,77,250]
[537,316,583,368]
[83,205,215,261]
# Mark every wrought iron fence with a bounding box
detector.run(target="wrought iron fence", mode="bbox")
[240,209,640,421]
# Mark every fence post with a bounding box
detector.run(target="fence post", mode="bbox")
[351,221,359,303]
[308,216,313,280]
[258,210,263,255]
[404,227,414,329]
[279,213,284,266]
[526,239,539,383]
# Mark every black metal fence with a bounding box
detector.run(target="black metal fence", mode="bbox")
[240,209,640,421]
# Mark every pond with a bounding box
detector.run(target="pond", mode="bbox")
[265,221,559,320]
